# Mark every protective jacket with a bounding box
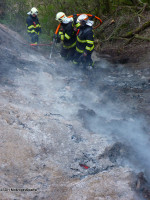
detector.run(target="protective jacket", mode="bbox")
[76,25,94,54]
[58,22,76,49]
[26,15,41,36]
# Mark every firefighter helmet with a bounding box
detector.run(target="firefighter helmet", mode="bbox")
[56,12,67,23]
[31,7,38,16]
[78,14,88,22]
[77,14,94,26]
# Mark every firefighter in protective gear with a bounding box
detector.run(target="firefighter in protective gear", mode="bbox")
[55,12,77,61]
[56,12,67,23]
[26,7,41,45]
[73,14,94,69]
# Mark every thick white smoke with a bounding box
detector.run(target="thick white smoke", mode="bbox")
[14,51,150,181]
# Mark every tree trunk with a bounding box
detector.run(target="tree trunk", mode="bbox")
[122,20,150,38]
[103,0,110,13]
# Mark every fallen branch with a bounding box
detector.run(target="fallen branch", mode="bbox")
[106,17,125,41]
[123,34,150,46]
[110,37,129,41]
[112,34,150,47]
[138,3,148,14]
[122,20,150,38]
[134,34,150,41]
[124,36,135,46]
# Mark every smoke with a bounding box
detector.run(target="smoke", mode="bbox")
[47,56,150,179]
[66,59,150,179]
[86,104,150,178]
[13,51,150,180]
[2,22,150,199]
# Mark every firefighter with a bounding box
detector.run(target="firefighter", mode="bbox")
[73,14,94,69]
[55,12,77,61]
[26,7,41,45]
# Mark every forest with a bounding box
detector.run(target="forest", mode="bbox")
[1,0,150,43]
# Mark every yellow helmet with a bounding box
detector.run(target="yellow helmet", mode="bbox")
[56,12,67,23]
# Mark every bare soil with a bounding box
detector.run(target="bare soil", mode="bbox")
[96,10,150,67]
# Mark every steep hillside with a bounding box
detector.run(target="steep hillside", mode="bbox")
[96,10,150,66]
[0,23,150,200]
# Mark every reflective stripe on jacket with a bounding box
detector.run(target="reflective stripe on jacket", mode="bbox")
[26,15,41,35]
[58,22,76,49]
[76,25,94,54]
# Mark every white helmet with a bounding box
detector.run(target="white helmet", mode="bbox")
[77,14,88,23]
[56,12,67,23]
[31,7,38,16]
[77,14,94,26]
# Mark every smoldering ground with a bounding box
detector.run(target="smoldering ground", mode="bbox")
[13,48,150,180]
[0,23,150,199]
[58,57,150,176]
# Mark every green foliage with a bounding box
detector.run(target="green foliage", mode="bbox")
[1,0,150,43]
[2,0,29,31]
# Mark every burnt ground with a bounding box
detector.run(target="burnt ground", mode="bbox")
[93,10,150,125]
[0,22,150,200]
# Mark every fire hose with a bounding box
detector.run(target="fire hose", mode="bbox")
[30,43,52,46]
[51,14,102,59]
[30,14,102,47]
[29,14,102,58]
[55,14,102,35]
